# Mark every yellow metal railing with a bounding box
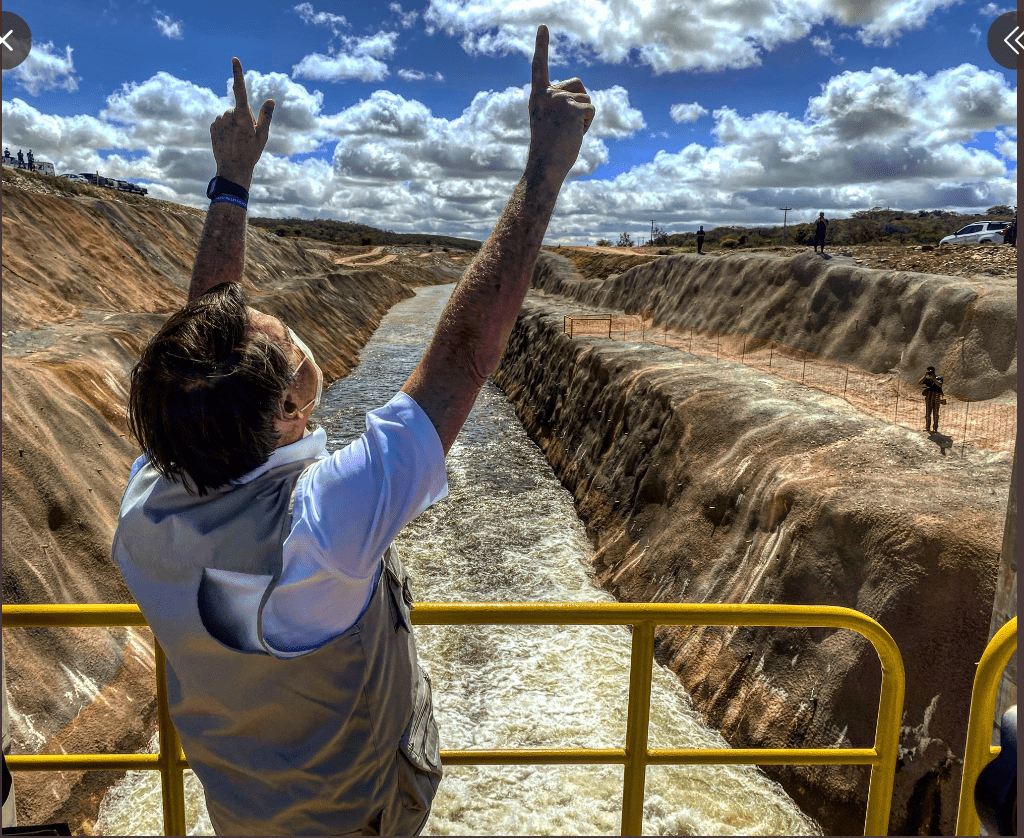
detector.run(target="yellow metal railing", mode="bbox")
[955,616,1017,836]
[4,602,905,836]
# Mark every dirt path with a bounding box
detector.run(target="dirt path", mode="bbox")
[331,246,399,266]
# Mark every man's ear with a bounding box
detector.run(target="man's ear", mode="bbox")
[279,392,301,420]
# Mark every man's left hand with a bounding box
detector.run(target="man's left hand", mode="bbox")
[211,57,274,191]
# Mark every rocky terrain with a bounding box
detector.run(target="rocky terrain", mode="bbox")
[493,249,1015,835]
[1,165,1016,834]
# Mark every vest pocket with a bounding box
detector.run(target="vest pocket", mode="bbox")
[400,671,442,775]
[388,674,442,833]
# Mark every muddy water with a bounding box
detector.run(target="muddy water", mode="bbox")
[94,285,818,836]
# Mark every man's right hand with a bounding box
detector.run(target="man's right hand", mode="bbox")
[210,57,274,191]
[526,25,595,185]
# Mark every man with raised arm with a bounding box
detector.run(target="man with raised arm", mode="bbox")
[111,27,593,836]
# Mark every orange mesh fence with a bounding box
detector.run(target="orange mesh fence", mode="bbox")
[564,315,1016,456]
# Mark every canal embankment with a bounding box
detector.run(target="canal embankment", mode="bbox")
[494,261,1011,834]
[533,248,1016,400]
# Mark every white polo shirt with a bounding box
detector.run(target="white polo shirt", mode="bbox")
[127,392,448,655]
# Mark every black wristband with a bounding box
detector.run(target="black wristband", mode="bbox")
[207,176,249,204]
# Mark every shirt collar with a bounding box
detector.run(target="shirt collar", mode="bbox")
[231,426,328,486]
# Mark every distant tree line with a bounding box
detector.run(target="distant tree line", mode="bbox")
[594,206,1016,250]
[248,216,482,251]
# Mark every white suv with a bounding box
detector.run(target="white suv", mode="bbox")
[939,221,1008,245]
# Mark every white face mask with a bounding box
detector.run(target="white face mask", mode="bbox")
[287,327,323,413]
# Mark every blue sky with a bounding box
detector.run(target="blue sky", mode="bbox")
[2,1,1017,243]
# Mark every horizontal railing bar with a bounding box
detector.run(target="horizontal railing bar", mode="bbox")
[6,754,186,772]
[439,748,626,766]
[4,601,888,628]
[646,747,880,766]
[8,746,882,772]
[3,604,149,627]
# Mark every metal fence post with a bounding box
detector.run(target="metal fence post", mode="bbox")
[843,368,850,401]
[893,383,900,424]
[961,399,970,458]
[802,357,807,383]
[741,335,746,362]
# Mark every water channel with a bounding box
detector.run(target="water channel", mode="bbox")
[94,284,819,835]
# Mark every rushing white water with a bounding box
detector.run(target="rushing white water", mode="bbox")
[94,284,819,836]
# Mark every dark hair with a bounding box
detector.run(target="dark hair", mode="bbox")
[127,283,293,495]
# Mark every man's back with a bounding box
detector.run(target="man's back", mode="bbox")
[113,459,440,834]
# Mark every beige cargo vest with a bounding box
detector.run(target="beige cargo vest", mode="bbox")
[111,458,442,835]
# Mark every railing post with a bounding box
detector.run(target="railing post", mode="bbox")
[843,367,850,401]
[802,356,807,383]
[155,641,188,836]
[893,384,899,424]
[621,621,655,836]
[955,617,1018,836]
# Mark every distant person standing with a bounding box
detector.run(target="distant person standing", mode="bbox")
[918,366,944,434]
[26,150,34,171]
[1003,211,1016,247]
[696,225,705,254]
[16,150,24,168]
[813,212,828,253]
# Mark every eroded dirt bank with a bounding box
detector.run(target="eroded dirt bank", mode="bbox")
[534,249,1016,400]
[1,180,465,830]
[494,288,1010,834]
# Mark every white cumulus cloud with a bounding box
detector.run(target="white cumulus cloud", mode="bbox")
[670,103,708,123]
[153,11,184,40]
[390,2,420,28]
[291,2,400,83]
[549,60,1016,241]
[398,69,445,82]
[4,42,79,96]
[423,0,970,72]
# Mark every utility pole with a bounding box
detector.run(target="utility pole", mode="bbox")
[779,207,793,246]
[650,219,655,247]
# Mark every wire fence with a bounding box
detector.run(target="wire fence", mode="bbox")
[563,314,1016,457]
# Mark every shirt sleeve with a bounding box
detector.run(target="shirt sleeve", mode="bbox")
[287,391,449,583]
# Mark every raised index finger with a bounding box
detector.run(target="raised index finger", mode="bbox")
[231,57,250,113]
[531,25,550,92]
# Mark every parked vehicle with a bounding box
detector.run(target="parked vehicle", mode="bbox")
[939,221,1009,245]
[60,173,88,182]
